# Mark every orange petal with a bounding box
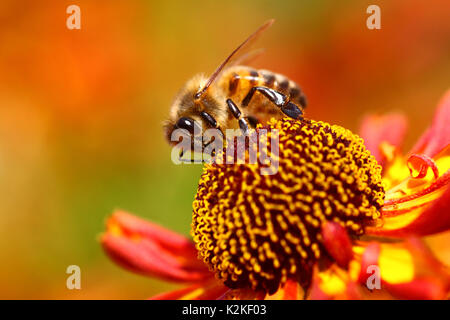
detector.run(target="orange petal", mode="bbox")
[265,279,303,300]
[149,284,204,300]
[379,142,411,191]
[101,210,211,282]
[309,265,361,300]
[353,239,450,299]
[410,89,450,158]
[424,231,450,267]
[359,113,407,165]
[380,239,450,299]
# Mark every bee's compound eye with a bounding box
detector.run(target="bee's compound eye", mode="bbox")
[175,117,197,135]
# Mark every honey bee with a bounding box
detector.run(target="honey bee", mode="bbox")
[164,19,307,161]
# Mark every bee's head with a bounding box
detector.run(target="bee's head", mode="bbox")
[164,116,206,155]
[164,74,209,145]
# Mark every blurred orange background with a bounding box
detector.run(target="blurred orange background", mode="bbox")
[0,0,449,299]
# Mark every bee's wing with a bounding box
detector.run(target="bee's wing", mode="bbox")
[194,19,274,100]
[230,48,266,67]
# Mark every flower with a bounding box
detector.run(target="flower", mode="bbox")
[101,90,450,300]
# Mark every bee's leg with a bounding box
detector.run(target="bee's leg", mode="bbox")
[178,134,223,163]
[242,86,303,120]
[226,98,259,135]
[200,110,225,149]
[202,137,218,160]
[178,148,205,163]
[246,115,259,128]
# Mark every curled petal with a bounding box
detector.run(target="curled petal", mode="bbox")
[359,113,408,165]
[410,89,450,158]
[407,154,439,179]
[101,210,211,282]
[322,221,354,269]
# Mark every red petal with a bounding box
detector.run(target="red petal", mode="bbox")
[359,113,408,164]
[101,210,211,282]
[357,242,380,284]
[381,239,450,299]
[149,284,203,300]
[397,184,450,236]
[150,280,228,300]
[322,221,354,269]
[355,238,450,299]
[384,278,447,300]
[410,89,450,158]
[263,279,302,300]
[369,182,450,237]
[282,280,300,300]
[309,281,330,300]
[405,238,450,279]
[111,210,196,255]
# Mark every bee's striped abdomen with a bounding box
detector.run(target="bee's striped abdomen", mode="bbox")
[223,66,307,111]
[259,69,307,108]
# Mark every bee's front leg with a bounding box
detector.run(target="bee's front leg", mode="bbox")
[242,86,303,120]
[178,148,205,163]
[226,99,259,135]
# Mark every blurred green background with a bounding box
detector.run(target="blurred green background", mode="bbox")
[0,0,449,298]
